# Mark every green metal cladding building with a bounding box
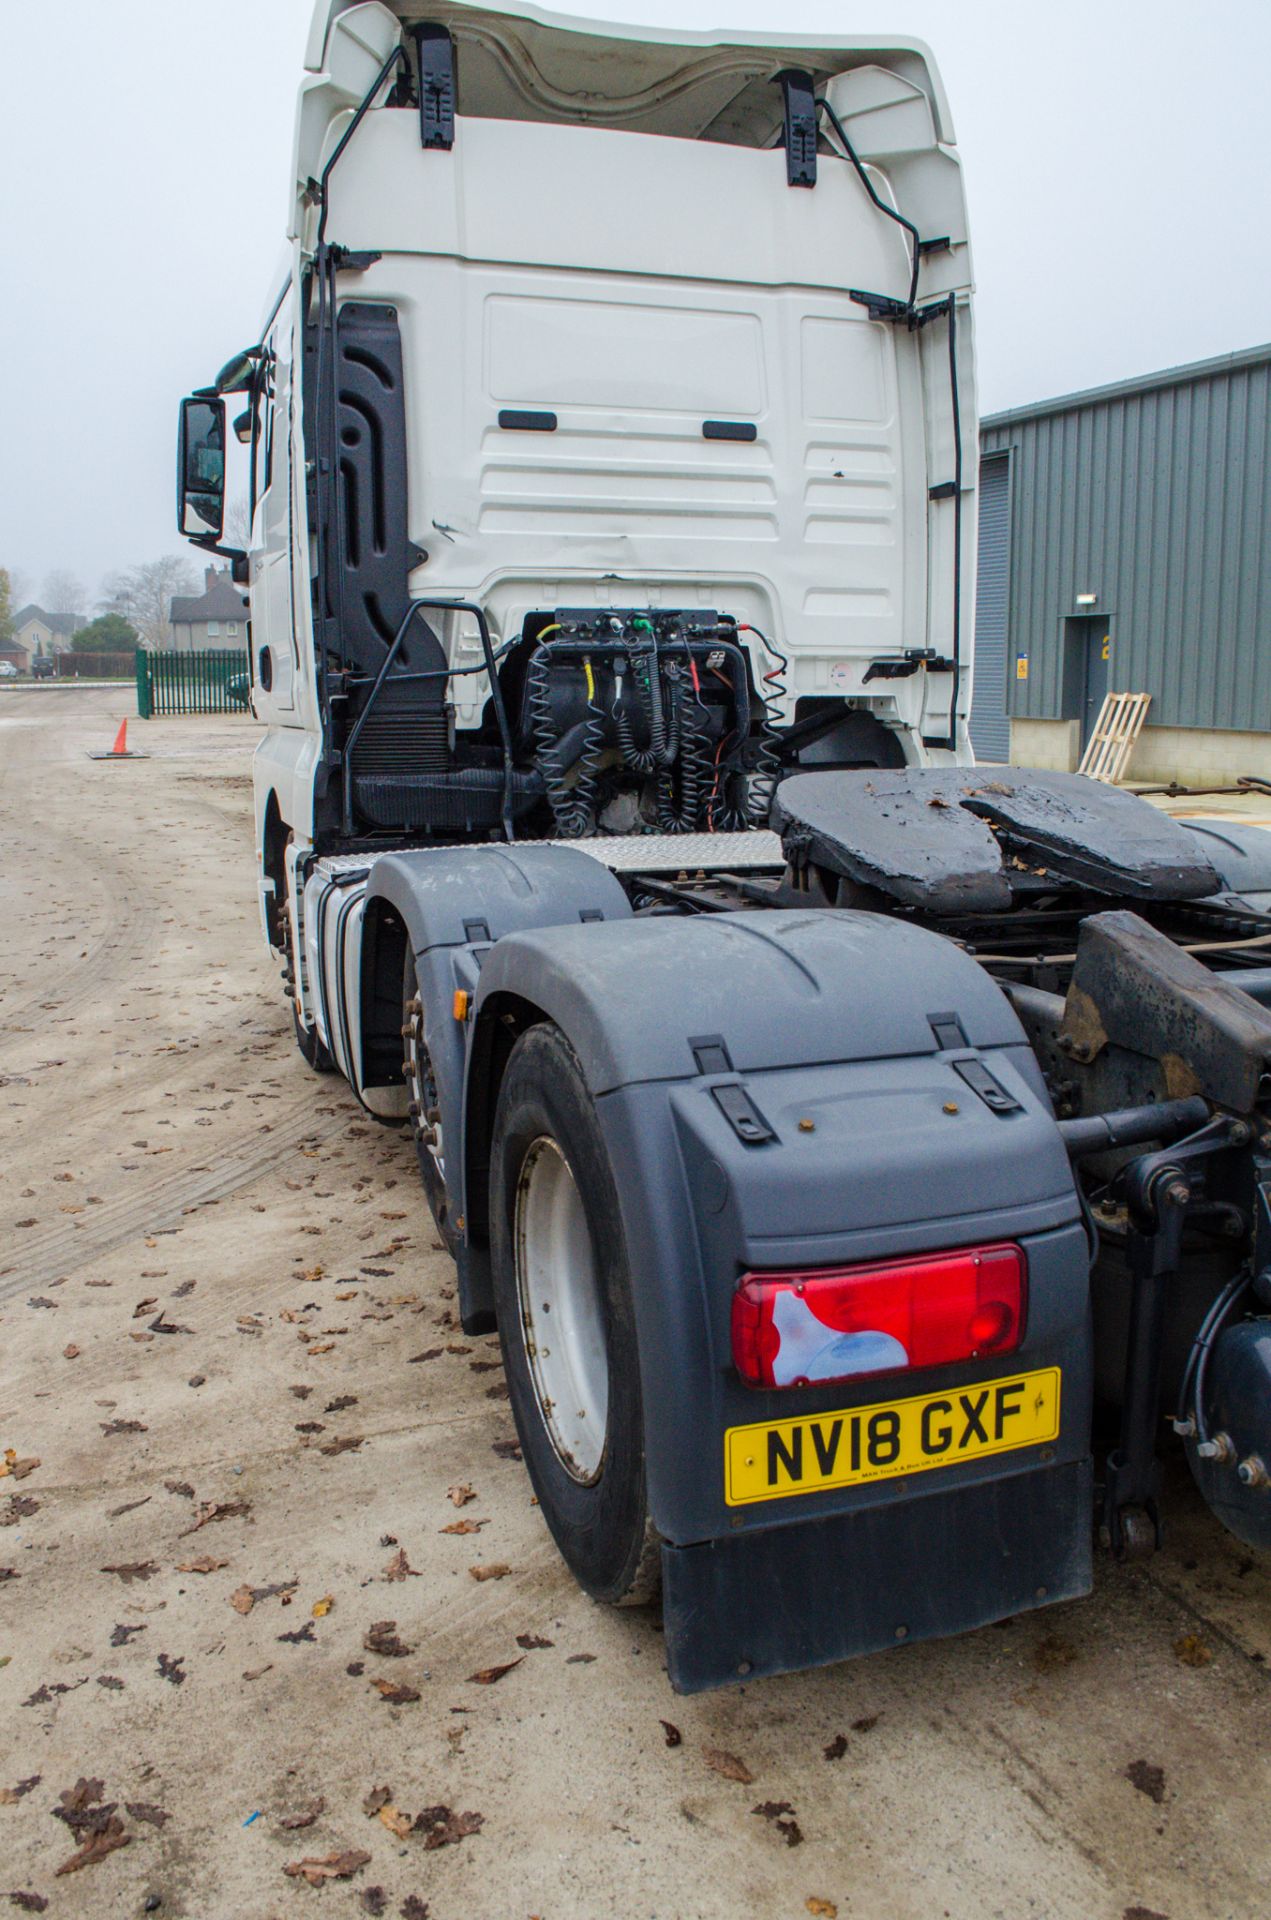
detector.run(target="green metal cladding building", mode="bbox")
[969,341,1271,784]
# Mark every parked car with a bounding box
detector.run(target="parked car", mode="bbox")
[31,656,55,680]
[0,660,18,679]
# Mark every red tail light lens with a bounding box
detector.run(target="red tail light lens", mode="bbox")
[731,1244,1026,1389]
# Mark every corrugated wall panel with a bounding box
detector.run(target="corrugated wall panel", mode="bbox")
[981,349,1271,733]
[970,453,1011,761]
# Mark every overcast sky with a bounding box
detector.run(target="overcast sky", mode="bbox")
[2,0,1268,603]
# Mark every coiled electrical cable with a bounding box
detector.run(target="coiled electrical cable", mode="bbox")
[528,646,584,836]
[738,622,789,825]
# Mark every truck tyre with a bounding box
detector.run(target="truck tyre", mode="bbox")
[283,846,332,1074]
[489,1023,659,1606]
[403,956,456,1244]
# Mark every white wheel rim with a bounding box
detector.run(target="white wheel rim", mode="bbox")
[514,1135,609,1483]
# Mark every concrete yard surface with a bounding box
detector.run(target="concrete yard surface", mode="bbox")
[2,687,1270,1920]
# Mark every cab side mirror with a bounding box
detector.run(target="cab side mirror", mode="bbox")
[177,395,226,538]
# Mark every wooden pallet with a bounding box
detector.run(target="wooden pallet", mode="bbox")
[1077,691,1152,784]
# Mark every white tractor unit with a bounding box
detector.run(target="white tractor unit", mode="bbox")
[178,1,1271,1690]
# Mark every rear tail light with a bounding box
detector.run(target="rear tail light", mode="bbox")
[731,1244,1026,1390]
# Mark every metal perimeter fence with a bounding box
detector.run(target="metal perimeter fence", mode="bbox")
[135,648,250,718]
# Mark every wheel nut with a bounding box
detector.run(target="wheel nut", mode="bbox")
[1237,1454,1269,1489]
[1197,1431,1235,1463]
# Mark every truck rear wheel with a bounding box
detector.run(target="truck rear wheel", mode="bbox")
[489,1024,658,1606]
[283,839,332,1073]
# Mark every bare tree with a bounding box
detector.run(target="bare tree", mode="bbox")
[43,568,87,618]
[224,497,252,550]
[100,556,199,650]
[5,566,30,612]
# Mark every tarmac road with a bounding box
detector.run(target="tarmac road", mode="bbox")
[1,686,1269,1920]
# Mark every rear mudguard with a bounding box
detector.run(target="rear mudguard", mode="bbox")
[469,904,1095,1689]
[364,845,631,1322]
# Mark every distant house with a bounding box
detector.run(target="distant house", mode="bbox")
[168,566,249,653]
[9,604,85,671]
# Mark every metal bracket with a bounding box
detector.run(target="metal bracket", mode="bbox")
[412,23,455,151]
[1103,1115,1245,1554]
[712,1081,776,1146]
[777,70,818,188]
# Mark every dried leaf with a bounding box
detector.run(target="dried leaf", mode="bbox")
[95,1675,124,1691]
[447,1483,476,1507]
[439,1519,487,1536]
[364,1621,414,1658]
[110,1624,145,1647]
[806,1902,838,1918]
[325,1395,358,1412]
[490,1439,522,1460]
[283,1848,371,1886]
[1173,1632,1213,1667]
[703,1747,754,1785]
[0,1495,40,1526]
[312,1594,334,1618]
[9,1893,49,1912]
[467,1658,522,1686]
[63,1345,81,1359]
[369,1678,421,1705]
[468,1563,511,1582]
[278,1798,326,1831]
[362,1786,392,1817]
[176,1555,228,1575]
[277,1621,316,1645]
[851,1713,880,1733]
[823,1734,848,1761]
[182,1498,250,1534]
[659,1720,682,1748]
[517,1634,554,1652]
[0,1454,41,1481]
[318,1434,363,1457]
[306,1342,335,1356]
[1124,1759,1166,1805]
[0,1776,41,1804]
[289,1385,313,1399]
[400,1899,430,1920]
[360,1890,388,1916]
[377,1803,413,1838]
[132,1297,158,1318]
[228,1584,255,1615]
[55,1814,131,1876]
[157,1653,186,1686]
[164,1480,195,1499]
[125,1802,170,1828]
[100,1420,147,1437]
[100,1562,157,1584]
[413,1804,484,1850]
[382,1548,420,1581]
[407,1349,443,1364]
[108,1496,151,1519]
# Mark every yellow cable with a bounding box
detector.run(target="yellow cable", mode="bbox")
[583,657,595,702]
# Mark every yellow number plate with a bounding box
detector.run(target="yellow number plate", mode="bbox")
[724,1368,1060,1506]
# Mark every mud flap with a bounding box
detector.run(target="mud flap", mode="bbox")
[661,1457,1093,1693]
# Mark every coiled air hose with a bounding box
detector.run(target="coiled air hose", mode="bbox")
[738,623,790,825]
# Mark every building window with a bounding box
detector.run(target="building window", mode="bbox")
[227,621,238,636]
[207,621,221,638]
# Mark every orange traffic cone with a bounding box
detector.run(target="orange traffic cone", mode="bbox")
[88,715,142,761]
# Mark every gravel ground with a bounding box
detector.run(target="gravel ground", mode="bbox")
[2,685,1270,1920]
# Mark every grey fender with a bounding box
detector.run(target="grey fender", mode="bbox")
[362,844,631,1326]
[1176,817,1271,913]
[469,910,1091,1549]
